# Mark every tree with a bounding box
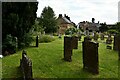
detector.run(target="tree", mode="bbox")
[99,23,108,32]
[116,22,120,33]
[39,6,57,33]
[2,2,38,52]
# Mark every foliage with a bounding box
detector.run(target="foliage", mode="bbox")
[39,35,55,43]
[18,32,34,49]
[2,34,17,56]
[99,23,108,32]
[39,6,57,33]
[116,22,120,34]
[65,27,78,35]
[2,2,38,50]
[107,29,118,34]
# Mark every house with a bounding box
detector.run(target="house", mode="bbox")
[78,18,101,32]
[57,14,74,34]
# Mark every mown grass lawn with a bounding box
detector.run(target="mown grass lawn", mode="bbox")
[2,36,119,79]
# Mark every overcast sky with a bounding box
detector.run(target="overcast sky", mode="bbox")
[37,0,119,24]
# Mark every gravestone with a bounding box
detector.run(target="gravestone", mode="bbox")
[113,35,120,51]
[36,36,39,47]
[118,50,120,60]
[100,33,104,40]
[64,37,72,62]
[64,36,78,62]
[58,33,62,38]
[77,31,81,41]
[71,36,78,49]
[82,39,99,74]
[20,50,33,80]
[106,34,112,44]
[93,32,99,41]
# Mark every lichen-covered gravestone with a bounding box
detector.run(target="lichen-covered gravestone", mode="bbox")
[82,38,99,74]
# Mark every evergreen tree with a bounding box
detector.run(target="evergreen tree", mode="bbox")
[39,6,57,33]
[2,2,38,51]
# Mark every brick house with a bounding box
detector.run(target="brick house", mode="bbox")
[78,18,101,32]
[57,14,74,34]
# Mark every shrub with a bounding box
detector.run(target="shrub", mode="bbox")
[65,27,78,35]
[107,29,118,34]
[18,33,34,49]
[39,35,55,43]
[2,34,17,56]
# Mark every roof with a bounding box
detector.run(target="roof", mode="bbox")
[63,17,71,24]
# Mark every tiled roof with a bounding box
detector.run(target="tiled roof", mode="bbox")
[63,17,71,24]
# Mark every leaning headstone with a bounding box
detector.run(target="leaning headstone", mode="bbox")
[36,36,39,47]
[82,40,99,74]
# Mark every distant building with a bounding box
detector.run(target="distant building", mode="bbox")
[57,14,74,34]
[78,18,101,32]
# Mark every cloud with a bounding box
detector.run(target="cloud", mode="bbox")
[37,0,119,24]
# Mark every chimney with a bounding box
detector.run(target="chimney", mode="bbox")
[98,21,99,24]
[59,14,62,18]
[64,14,66,17]
[92,18,95,23]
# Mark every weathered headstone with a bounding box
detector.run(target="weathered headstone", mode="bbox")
[36,36,39,47]
[58,33,62,38]
[20,50,33,80]
[93,32,99,41]
[71,36,78,49]
[64,37,72,62]
[77,31,81,41]
[64,36,78,62]
[100,33,104,40]
[82,39,99,74]
[113,35,120,51]
[106,34,112,44]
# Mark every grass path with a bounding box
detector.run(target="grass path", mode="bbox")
[2,36,119,79]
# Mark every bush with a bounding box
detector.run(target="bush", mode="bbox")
[2,34,17,56]
[65,27,78,35]
[39,35,55,43]
[107,29,118,34]
[18,33,34,49]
